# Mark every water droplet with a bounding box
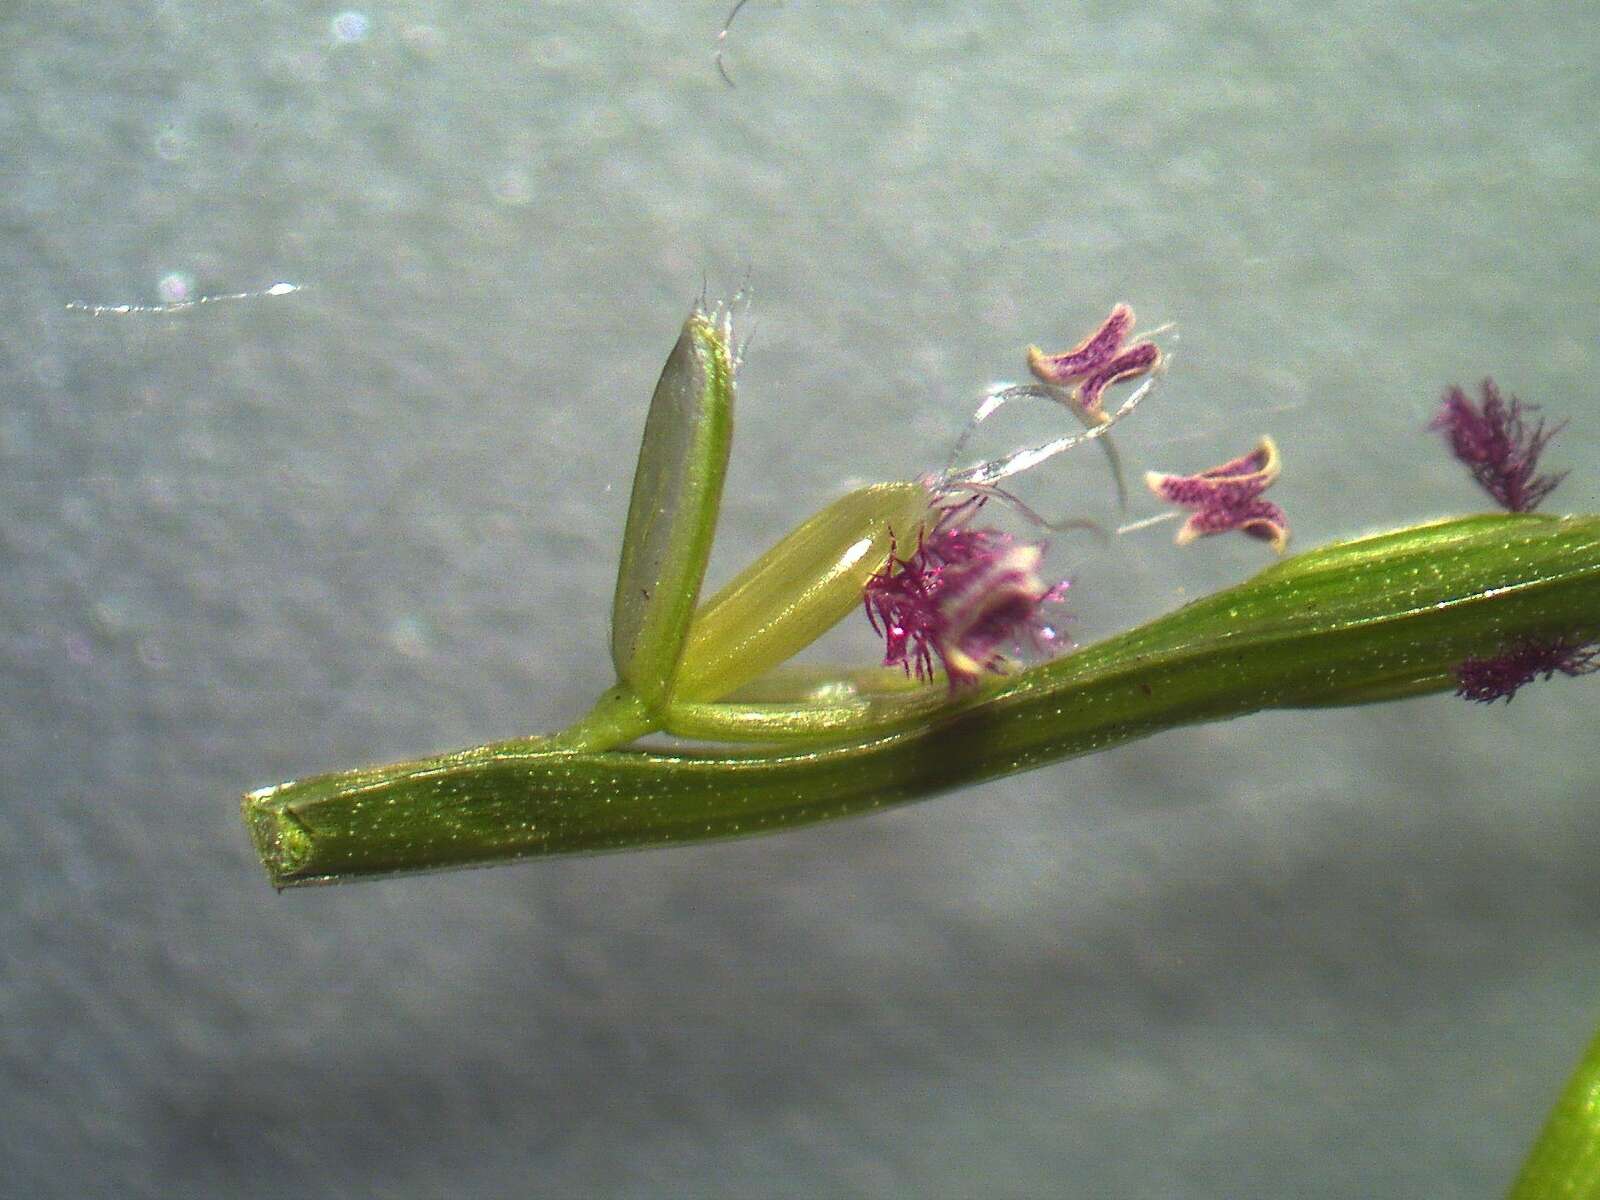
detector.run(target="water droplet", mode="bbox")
[331,10,370,43]
[157,272,194,305]
[154,125,188,161]
[808,680,860,703]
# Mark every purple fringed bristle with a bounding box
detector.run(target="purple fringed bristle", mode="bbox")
[1431,379,1567,513]
[1454,637,1600,703]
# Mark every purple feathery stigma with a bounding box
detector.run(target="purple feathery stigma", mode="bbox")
[1430,378,1567,512]
[1430,384,1591,702]
[936,545,1070,686]
[863,500,1069,690]
[1454,637,1600,703]
[1144,436,1289,553]
[1026,304,1161,424]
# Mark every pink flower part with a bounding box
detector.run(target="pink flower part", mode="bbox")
[1076,341,1161,415]
[938,544,1067,685]
[1026,304,1162,425]
[1430,378,1567,513]
[1144,436,1289,553]
[863,500,1069,690]
[1454,637,1600,703]
[1027,304,1133,380]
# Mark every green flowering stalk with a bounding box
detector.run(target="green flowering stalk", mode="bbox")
[241,305,1600,888]
[1510,1016,1600,1200]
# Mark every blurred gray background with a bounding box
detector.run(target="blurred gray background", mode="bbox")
[3,2,1599,1196]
